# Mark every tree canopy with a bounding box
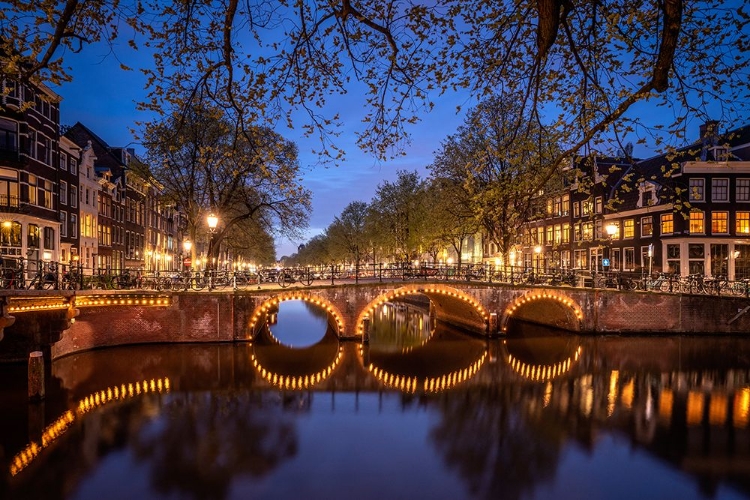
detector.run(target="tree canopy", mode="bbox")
[2,0,747,176]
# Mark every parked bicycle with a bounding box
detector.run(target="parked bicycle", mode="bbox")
[277,268,314,288]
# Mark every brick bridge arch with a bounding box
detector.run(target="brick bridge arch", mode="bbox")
[499,290,584,334]
[247,291,346,339]
[354,284,490,338]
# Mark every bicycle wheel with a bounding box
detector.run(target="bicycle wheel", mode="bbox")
[191,277,206,291]
[278,272,291,288]
[300,272,313,286]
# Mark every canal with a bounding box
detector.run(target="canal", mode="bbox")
[1,297,750,499]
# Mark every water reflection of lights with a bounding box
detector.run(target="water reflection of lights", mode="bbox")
[367,352,487,394]
[503,291,582,333]
[374,301,433,353]
[249,293,343,337]
[250,346,344,391]
[358,286,489,338]
[10,377,171,477]
[506,346,582,382]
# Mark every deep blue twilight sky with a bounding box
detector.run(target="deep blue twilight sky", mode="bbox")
[54,40,471,258]
[53,37,744,258]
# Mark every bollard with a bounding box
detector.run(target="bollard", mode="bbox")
[362,317,371,344]
[28,351,45,401]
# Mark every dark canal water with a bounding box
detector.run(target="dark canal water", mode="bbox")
[1,298,750,499]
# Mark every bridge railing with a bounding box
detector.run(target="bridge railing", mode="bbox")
[2,258,749,298]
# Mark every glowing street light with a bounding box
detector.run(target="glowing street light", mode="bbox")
[207,213,219,233]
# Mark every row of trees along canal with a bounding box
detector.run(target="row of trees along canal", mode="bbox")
[3,1,748,268]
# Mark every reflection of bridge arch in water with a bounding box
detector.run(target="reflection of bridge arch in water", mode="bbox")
[500,334,583,382]
[251,324,343,391]
[248,292,345,338]
[10,377,171,477]
[355,284,489,338]
[361,329,488,394]
[500,290,583,333]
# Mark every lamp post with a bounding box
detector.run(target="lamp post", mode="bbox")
[182,239,192,270]
[206,213,219,290]
[534,245,542,275]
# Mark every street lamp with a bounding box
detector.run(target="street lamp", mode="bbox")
[182,239,192,271]
[207,213,219,233]
[534,245,542,274]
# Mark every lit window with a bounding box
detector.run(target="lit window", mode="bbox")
[737,212,750,235]
[623,219,634,239]
[689,210,705,234]
[711,211,728,234]
[661,214,673,234]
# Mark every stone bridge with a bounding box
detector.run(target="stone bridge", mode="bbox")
[0,281,749,362]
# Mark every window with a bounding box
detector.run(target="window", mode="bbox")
[689,178,705,202]
[36,136,51,165]
[711,178,729,202]
[661,214,673,235]
[554,224,562,245]
[0,221,22,249]
[573,222,581,242]
[28,224,40,248]
[27,174,38,205]
[711,244,728,276]
[688,243,705,275]
[59,152,67,171]
[562,194,570,216]
[594,196,603,214]
[737,179,750,202]
[43,227,54,250]
[553,197,562,217]
[639,183,656,207]
[70,186,78,208]
[562,223,570,243]
[624,248,635,271]
[70,214,77,238]
[60,180,67,205]
[736,245,750,280]
[582,222,593,241]
[0,117,18,152]
[623,219,634,239]
[711,211,728,234]
[689,210,705,234]
[546,199,553,216]
[574,249,588,269]
[573,201,580,218]
[641,216,653,237]
[546,225,553,244]
[41,179,53,209]
[0,167,19,207]
[60,211,67,237]
[737,212,750,235]
[70,158,77,175]
[582,199,592,216]
[666,244,680,274]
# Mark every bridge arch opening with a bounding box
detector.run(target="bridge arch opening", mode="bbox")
[248,292,345,340]
[251,324,343,391]
[501,291,583,333]
[355,284,490,338]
